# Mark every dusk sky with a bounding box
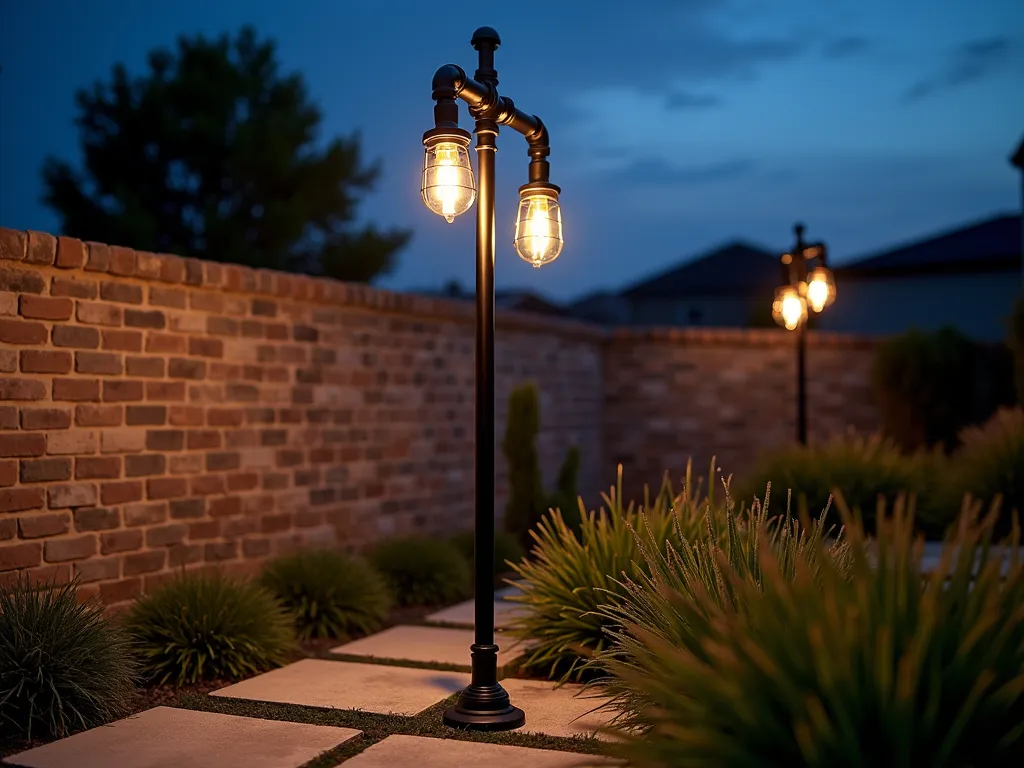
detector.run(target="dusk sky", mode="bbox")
[1,0,1022,302]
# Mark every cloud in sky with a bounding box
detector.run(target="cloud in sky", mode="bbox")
[664,91,723,110]
[902,36,1018,103]
[606,157,756,186]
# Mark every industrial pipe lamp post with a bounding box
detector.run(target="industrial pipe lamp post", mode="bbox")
[772,223,836,445]
[420,26,563,731]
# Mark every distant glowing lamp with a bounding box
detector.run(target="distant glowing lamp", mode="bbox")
[773,285,807,331]
[805,266,836,313]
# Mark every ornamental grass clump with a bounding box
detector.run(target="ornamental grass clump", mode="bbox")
[123,570,294,686]
[259,550,392,641]
[506,461,730,682]
[368,535,470,607]
[591,484,851,727]
[0,577,137,742]
[601,497,1024,767]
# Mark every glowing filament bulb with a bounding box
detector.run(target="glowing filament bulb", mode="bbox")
[781,293,805,330]
[434,144,460,223]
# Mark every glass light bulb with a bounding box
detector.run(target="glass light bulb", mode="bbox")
[421,141,475,223]
[805,266,835,313]
[514,192,563,267]
[773,286,807,331]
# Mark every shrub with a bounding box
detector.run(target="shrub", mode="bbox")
[449,528,524,577]
[939,407,1024,537]
[502,382,547,549]
[501,381,582,549]
[259,550,392,641]
[506,462,729,682]
[368,535,470,607]
[0,577,136,742]
[602,498,1024,767]
[123,570,294,686]
[592,489,851,728]
[738,432,937,535]
[872,327,1014,452]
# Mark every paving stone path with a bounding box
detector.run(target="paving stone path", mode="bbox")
[3,588,621,767]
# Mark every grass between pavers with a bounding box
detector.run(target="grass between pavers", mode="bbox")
[175,691,611,768]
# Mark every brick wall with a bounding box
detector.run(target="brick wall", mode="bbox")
[603,327,879,500]
[0,227,878,607]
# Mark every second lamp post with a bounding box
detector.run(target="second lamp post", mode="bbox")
[772,223,836,444]
[419,27,564,731]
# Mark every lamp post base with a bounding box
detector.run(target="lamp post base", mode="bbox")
[442,682,525,731]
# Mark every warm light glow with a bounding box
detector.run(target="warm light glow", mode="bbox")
[421,141,475,223]
[773,285,807,331]
[805,266,836,313]
[514,192,563,267]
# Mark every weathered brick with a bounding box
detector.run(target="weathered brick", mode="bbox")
[226,472,259,492]
[74,556,121,583]
[146,332,187,354]
[47,483,97,509]
[168,357,205,379]
[0,518,15,539]
[0,407,15,429]
[26,231,57,265]
[147,476,188,499]
[150,286,187,309]
[0,266,46,295]
[188,520,221,540]
[0,542,42,571]
[52,275,98,299]
[159,254,186,283]
[126,405,167,426]
[168,543,204,567]
[0,318,48,345]
[76,404,122,427]
[206,451,240,471]
[101,329,142,352]
[0,350,15,372]
[76,301,122,326]
[0,228,27,261]
[0,487,45,513]
[125,454,166,477]
[251,298,277,317]
[46,430,97,455]
[76,456,121,480]
[103,380,144,402]
[207,408,244,427]
[74,507,121,531]
[243,538,272,558]
[208,496,242,518]
[190,474,225,495]
[169,498,206,519]
[52,378,100,402]
[101,430,145,454]
[186,430,221,450]
[169,453,203,474]
[108,246,136,276]
[44,534,96,562]
[18,512,71,538]
[189,337,223,358]
[206,316,239,336]
[101,480,143,506]
[226,383,259,402]
[205,541,238,562]
[294,325,319,342]
[99,576,141,603]
[126,356,164,377]
[84,242,111,272]
[101,529,143,555]
[0,433,45,457]
[20,458,72,483]
[124,309,165,330]
[123,550,166,575]
[123,501,167,526]
[52,325,100,349]
[100,281,142,304]
[145,429,184,451]
[55,236,86,269]
[21,407,72,430]
[75,351,123,375]
[20,350,72,373]
[169,406,204,427]
[146,523,187,547]
[146,381,186,401]
[0,377,48,400]
[20,295,73,321]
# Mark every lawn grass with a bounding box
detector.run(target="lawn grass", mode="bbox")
[176,690,612,767]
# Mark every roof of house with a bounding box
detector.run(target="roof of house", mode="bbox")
[620,241,779,299]
[414,285,567,316]
[837,214,1021,278]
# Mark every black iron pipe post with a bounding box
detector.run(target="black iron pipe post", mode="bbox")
[439,26,526,732]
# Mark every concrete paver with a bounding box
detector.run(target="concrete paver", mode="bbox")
[341,734,625,767]
[330,625,524,670]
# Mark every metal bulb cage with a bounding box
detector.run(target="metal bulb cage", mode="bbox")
[804,266,836,313]
[421,130,477,223]
[773,284,808,331]
[513,183,563,267]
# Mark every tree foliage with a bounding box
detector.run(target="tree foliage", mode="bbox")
[43,26,409,281]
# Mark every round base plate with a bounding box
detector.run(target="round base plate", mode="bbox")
[442,704,526,732]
